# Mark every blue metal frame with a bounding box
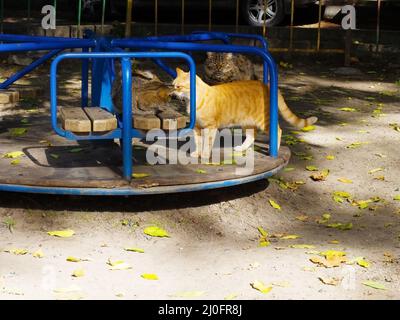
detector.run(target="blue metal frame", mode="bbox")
[111,37,279,158]
[50,51,197,181]
[0,31,281,194]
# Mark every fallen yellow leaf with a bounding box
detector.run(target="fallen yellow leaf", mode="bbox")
[124,247,145,253]
[269,199,281,210]
[47,229,75,238]
[32,249,44,258]
[310,169,329,182]
[296,215,309,222]
[66,256,81,262]
[302,125,316,132]
[326,222,353,231]
[353,257,370,268]
[224,293,239,300]
[290,244,316,249]
[368,168,384,174]
[144,226,169,238]
[319,277,341,286]
[9,128,28,137]
[107,259,132,270]
[141,273,159,280]
[5,248,28,255]
[132,173,150,179]
[72,269,85,277]
[250,280,273,294]
[280,235,301,240]
[338,178,353,184]
[362,280,386,290]
[339,107,357,112]
[2,151,24,159]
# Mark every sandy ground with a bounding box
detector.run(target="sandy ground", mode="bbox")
[0,53,400,300]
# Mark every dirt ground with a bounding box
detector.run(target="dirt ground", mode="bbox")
[0,52,399,300]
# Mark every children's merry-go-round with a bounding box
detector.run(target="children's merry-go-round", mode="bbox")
[0,3,290,196]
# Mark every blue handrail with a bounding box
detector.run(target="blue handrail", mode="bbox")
[111,38,279,158]
[50,51,197,181]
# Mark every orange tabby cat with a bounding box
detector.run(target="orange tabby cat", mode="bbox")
[172,68,317,158]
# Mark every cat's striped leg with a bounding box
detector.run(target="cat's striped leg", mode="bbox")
[234,127,256,152]
[201,128,218,160]
[190,126,202,158]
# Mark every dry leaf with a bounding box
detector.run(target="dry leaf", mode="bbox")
[66,256,81,262]
[2,151,24,159]
[362,280,386,290]
[290,244,316,249]
[132,173,150,179]
[124,247,145,253]
[338,178,353,184]
[296,215,309,222]
[280,235,301,240]
[72,269,85,277]
[141,273,159,280]
[224,293,239,300]
[326,222,353,231]
[5,248,28,255]
[9,128,27,137]
[302,125,316,132]
[144,226,169,238]
[368,168,384,174]
[319,277,341,286]
[32,249,44,258]
[310,169,329,182]
[107,259,132,270]
[47,229,75,238]
[269,200,281,210]
[250,280,273,294]
[339,107,357,112]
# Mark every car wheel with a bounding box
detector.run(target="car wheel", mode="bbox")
[244,0,285,27]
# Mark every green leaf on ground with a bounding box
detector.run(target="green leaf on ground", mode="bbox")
[362,280,386,290]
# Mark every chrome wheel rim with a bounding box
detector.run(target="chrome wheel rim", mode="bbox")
[247,0,278,25]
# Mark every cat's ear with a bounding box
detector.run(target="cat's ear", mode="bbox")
[176,67,183,76]
[226,53,234,60]
[206,52,213,58]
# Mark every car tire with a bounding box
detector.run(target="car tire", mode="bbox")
[243,0,285,27]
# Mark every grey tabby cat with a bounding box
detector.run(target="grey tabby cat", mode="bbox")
[203,52,256,85]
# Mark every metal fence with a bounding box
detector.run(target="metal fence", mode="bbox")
[0,0,393,55]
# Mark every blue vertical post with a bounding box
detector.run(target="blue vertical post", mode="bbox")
[82,48,89,107]
[267,56,278,158]
[121,57,133,181]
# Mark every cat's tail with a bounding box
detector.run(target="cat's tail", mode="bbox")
[278,92,318,129]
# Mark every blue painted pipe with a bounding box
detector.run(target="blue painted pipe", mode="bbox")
[0,40,96,53]
[81,47,89,107]
[0,33,88,43]
[121,57,133,181]
[111,39,279,158]
[0,49,62,89]
[50,52,197,181]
